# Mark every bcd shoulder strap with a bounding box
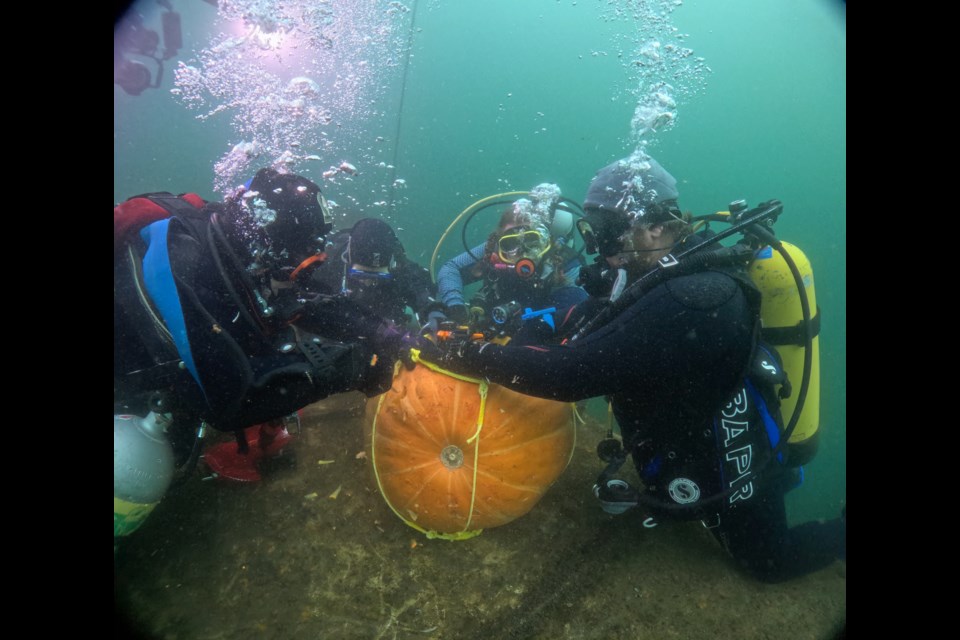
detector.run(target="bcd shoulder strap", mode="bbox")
[114,192,209,395]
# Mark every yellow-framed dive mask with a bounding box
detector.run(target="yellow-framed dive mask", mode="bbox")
[497,227,550,264]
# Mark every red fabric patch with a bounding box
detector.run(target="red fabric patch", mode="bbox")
[180,193,205,208]
[114,198,171,252]
[113,193,205,252]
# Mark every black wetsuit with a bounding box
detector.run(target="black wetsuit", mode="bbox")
[438,256,845,582]
[308,230,436,328]
[114,201,399,439]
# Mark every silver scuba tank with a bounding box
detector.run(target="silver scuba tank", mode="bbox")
[114,412,175,537]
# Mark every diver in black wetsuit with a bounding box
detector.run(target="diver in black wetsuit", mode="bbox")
[308,217,437,330]
[413,155,845,583]
[114,168,408,468]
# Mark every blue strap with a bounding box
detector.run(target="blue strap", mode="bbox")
[754,245,774,260]
[522,306,556,331]
[792,465,804,488]
[745,377,783,464]
[640,454,662,482]
[139,219,205,395]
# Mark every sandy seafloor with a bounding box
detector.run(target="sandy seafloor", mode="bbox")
[115,392,846,640]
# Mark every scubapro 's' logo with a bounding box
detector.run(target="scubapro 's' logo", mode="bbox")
[668,478,701,504]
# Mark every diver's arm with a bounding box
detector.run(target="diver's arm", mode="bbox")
[297,293,394,343]
[474,344,611,400]
[437,244,485,308]
[394,258,437,315]
[436,300,646,402]
[435,271,755,403]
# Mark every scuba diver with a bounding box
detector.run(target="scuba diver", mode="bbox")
[114,167,410,537]
[114,1,183,96]
[308,217,437,331]
[432,183,587,345]
[411,154,845,583]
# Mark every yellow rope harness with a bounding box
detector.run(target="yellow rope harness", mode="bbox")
[370,350,489,540]
[369,350,577,541]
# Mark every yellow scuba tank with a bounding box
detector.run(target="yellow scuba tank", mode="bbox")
[748,240,821,466]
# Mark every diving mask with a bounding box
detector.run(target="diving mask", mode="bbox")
[497,226,550,264]
[576,218,601,256]
[576,211,629,257]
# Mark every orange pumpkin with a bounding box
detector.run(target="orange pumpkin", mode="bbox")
[366,362,575,539]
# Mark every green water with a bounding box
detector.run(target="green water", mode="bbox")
[115,0,844,540]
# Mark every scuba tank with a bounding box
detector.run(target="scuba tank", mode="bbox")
[114,411,175,537]
[749,240,820,465]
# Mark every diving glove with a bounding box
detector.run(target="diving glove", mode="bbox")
[423,310,449,335]
[411,330,483,372]
[446,304,470,325]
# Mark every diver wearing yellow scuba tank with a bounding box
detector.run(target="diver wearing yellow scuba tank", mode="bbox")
[412,154,844,583]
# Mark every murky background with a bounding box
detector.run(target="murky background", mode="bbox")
[115,1,845,637]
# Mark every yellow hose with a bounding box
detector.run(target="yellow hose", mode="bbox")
[429,191,529,282]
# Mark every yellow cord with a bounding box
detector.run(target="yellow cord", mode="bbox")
[572,402,586,426]
[370,351,576,541]
[370,351,488,541]
[465,382,488,445]
[462,382,489,533]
